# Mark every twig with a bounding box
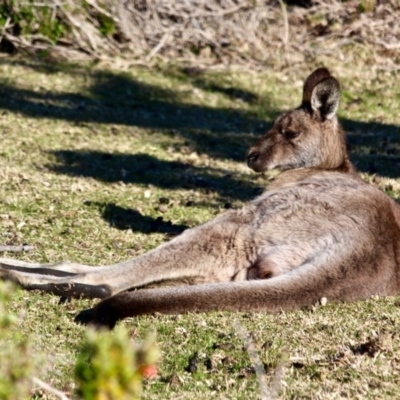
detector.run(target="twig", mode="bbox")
[234,320,271,400]
[0,245,34,253]
[146,29,174,61]
[278,0,289,48]
[234,319,288,400]
[32,377,71,400]
[84,0,116,19]
[190,4,251,18]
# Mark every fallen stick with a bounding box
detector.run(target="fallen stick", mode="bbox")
[0,245,34,252]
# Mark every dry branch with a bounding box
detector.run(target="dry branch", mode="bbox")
[0,245,34,253]
[32,377,71,400]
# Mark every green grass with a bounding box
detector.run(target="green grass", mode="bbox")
[0,56,400,399]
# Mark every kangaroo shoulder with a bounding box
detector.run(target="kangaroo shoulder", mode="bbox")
[253,170,386,217]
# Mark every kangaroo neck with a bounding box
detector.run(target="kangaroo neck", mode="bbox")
[325,157,357,174]
[268,158,358,190]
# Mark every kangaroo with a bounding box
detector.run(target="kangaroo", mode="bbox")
[1,68,400,329]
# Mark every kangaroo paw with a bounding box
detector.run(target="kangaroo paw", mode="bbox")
[74,307,117,330]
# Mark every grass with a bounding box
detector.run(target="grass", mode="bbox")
[0,55,399,399]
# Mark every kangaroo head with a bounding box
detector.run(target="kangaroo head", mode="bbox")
[247,68,348,173]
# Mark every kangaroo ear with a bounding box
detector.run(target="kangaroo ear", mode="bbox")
[310,77,340,121]
[302,68,340,121]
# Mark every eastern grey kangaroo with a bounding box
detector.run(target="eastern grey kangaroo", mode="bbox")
[2,68,400,329]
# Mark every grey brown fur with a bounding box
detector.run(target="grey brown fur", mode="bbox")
[2,68,400,329]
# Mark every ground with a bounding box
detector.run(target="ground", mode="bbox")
[0,55,400,399]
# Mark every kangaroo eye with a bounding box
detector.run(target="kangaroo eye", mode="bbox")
[283,130,300,140]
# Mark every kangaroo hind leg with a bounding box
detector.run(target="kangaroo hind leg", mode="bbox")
[73,260,367,328]
[75,233,390,328]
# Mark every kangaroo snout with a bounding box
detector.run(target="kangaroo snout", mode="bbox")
[246,148,260,170]
[247,134,276,173]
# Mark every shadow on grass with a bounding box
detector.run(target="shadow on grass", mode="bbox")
[84,201,188,236]
[0,59,275,164]
[0,58,399,179]
[48,150,258,201]
[343,119,400,178]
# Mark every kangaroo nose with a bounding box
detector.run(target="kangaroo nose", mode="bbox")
[247,150,259,167]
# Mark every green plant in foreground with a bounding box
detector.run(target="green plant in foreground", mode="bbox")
[75,327,160,400]
[0,281,33,400]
